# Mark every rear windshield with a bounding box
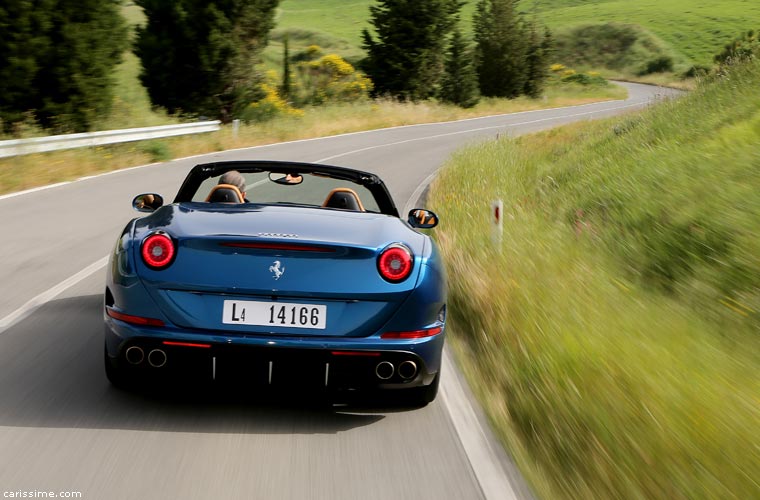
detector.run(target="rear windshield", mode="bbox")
[191,171,382,213]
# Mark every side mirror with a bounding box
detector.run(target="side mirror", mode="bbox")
[407,208,439,229]
[132,193,164,213]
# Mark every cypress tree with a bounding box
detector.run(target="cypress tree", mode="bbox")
[523,22,550,98]
[136,0,279,122]
[473,0,528,98]
[281,35,292,100]
[440,28,480,108]
[362,0,463,101]
[0,0,127,133]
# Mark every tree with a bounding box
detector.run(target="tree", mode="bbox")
[362,0,463,101]
[523,23,551,98]
[0,0,127,133]
[135,0,279,122]
[280,35,293,100]
[439,28,480,108]
[473,0,527,98]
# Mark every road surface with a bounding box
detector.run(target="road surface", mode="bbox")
[0,83,679,500]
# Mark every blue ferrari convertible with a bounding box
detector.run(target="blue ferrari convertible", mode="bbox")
[104,161,446,404]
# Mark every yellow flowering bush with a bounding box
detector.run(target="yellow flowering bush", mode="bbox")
[298,54,373,104]
[243,70,304,122]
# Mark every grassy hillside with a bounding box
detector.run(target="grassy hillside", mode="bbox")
[103,2,173,130]
[428,61,760,498]
[276,0,760,68]
[526,0,760,67]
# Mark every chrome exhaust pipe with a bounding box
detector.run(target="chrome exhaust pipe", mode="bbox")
[398,360,418,380]
[125,346,144,365]
[375,361,394,380]
[148,349,167,368]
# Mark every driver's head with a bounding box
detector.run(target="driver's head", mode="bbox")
[219,170,246,200]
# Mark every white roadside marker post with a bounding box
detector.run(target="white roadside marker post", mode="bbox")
[491,200,503,247]
[232,119,240,138]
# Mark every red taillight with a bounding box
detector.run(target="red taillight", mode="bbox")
[163,341,211,349]
[381,326,442,339]
[106,307,165,327]
[141,233,175,269]
[378,244,413,282]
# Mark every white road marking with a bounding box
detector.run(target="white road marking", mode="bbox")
[440,348,522,500]
[0,256,108,333]
[403,170,441,215]
[0,182,72,202]
[0,162,161,202]
[405,168,530,500]
[314,100,646,164]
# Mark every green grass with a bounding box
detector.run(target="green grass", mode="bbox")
[276,0,760,69]
[427,61,760,499]
[525,0,760,67]
[99,3,176,131]
[275,1,373,51]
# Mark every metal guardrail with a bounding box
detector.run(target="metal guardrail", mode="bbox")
[0,121,221,158]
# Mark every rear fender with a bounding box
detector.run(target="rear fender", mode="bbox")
[374,255,447,372]
[106,221,172,353]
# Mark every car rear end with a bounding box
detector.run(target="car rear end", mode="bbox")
[105,205,446,399]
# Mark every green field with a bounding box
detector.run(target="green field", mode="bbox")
[529,0,760,66]
[428,62,760,498]
[276,0,760,66]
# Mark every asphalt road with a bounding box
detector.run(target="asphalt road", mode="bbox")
[0,83,679,500]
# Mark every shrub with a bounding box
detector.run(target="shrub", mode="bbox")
[681,64,712,78]
[242,71,304,123]
[296,54,372,105]
[553,22,678,76]
[561,72,607,85]
[638,55,674,75]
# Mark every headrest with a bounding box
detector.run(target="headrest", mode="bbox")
[206,184,244,203]
[322,188,365,211]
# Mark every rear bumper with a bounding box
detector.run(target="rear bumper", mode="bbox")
[105,315,444,391]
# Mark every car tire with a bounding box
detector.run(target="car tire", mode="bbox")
[104,344,130,390]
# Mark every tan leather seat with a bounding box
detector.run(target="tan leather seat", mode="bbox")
[322,188,365,211]
[206,184,244,203]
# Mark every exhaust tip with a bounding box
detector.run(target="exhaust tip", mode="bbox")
[375,361,394,380]
[398,360,418,380]
[148,349,167,368]
[125,346,144,365]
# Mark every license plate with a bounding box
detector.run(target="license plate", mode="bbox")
[222,300,327,329]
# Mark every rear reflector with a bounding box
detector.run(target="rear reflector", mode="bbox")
[330,351,381,357]
[380,326,442,339]
[221,242,335,252]
[106,308,165,327]
[162,341,211,349]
